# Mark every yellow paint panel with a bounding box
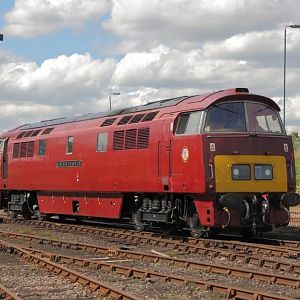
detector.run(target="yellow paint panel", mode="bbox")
[215,155,287,193]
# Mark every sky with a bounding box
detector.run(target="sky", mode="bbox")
[0,0,300,133]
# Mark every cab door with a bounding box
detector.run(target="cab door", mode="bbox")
[158,119,172,191]
[0,138,9,186]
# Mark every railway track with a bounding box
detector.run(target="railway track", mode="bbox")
[0,239,139,300]
[0,283,22,300]
[2,216,300,259]
[1,229,300,289]
[0,237,295,300]
[2,228,299,272]
[2,215,300,298]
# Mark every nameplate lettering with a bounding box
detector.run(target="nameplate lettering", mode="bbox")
[56,160,82,167]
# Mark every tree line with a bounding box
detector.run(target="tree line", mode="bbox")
[291,132,300,190]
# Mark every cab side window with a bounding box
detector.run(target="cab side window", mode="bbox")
[175,111,203,135]
[0,139,4,153]
[38,140,47,156]
[67,136,73,154]
[97,132,108,152]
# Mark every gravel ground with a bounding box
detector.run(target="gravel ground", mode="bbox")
[1,220,300,299]
[0,251,97,299]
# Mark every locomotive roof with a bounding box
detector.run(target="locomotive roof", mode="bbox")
[5,88,280,133]
[17,95,190,131]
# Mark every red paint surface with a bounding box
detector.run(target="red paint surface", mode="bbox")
[194,200,215,226]
[38,194,123,219]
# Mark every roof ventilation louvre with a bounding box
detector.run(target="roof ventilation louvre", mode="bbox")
[30,129,41,137]
[17,132,27,139]
[100,118,117,127]
[236,88,249,93]
[129,114,145,124]
[141,111,158,122]
[42,127,54,135]
[117,115,132,125]
[24,130,34,138]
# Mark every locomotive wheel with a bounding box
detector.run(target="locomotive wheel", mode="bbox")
[186,212,206,238]
[22,203,32,220]
[132,208,145,232]
[35,209,48,221]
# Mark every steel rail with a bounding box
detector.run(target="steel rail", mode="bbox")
[0,241,294,300]
[20,244,300,288]
[0,230,259,263]
[0,284,22,300]
[0,229,300,279]
[2,218,300,259]
[0,239,138,300]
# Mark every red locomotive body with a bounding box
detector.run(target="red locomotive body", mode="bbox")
[0,88,299,236]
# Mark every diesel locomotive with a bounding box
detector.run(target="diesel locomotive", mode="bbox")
[0,88,299,237]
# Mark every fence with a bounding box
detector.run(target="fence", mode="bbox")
[289,204,300,226]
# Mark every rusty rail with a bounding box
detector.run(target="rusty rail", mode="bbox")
[0,240,294,300]
[2,218,300,259]
[1,229,300,281]
[0,239,138,300]
[0,284,22,300]
[21,244,300,288]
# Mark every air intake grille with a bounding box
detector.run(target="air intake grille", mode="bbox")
[137,128,150,148]
[27,141,34,157]
[13,141,35,158]
[113,130,124,150]
[13,143,20,158]
[125,129,137,149]
[113,128,150,150]
[20,142,28,157]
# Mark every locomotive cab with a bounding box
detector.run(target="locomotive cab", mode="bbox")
[197,95,300,235]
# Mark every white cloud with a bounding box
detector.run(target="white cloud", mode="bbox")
[112,46,282,95]
[203,31,281,60]
[4,0,110,37]
[0,53,117,105]
[104,0,300,49]
[0,52,119,131]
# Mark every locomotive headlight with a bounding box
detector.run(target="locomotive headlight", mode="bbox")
[231,164,251,180]
[254,164,273,180]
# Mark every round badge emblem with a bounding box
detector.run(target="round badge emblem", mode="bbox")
[181,146,189,163]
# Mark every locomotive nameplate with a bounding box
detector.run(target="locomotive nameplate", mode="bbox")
[56,160,82,167]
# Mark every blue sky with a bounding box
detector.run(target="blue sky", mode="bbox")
[0,0,300,133]
[0,2,116,64]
